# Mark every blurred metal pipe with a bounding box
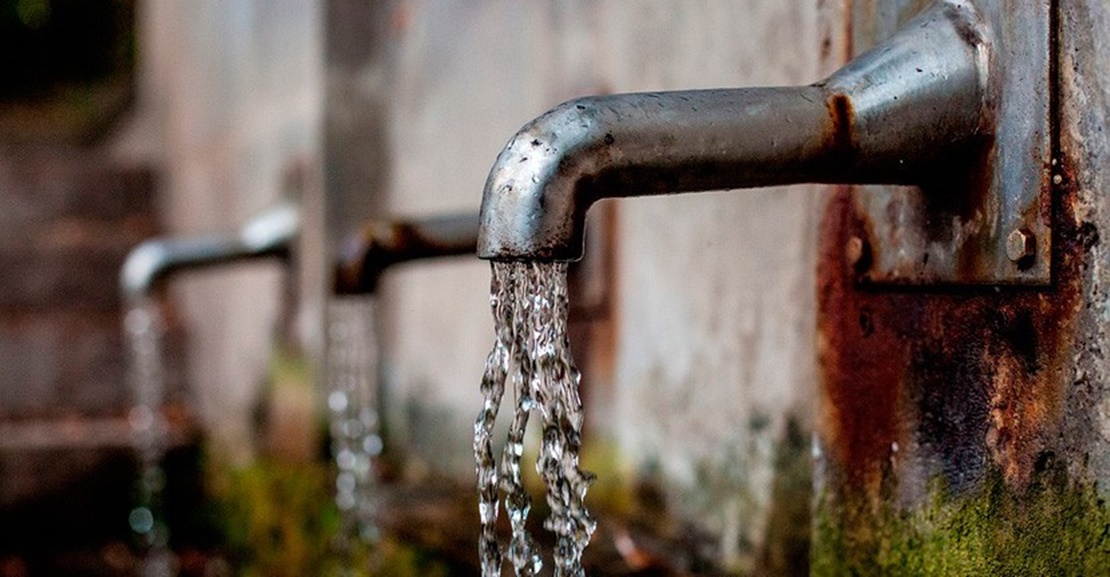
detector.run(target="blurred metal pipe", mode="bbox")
[120,201,300,299]
[333,213,479,295]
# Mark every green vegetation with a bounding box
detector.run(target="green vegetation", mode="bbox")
[198,347,451,576]
[813,470,1110,576]
[210,459,347,576]
[207,458,450,577]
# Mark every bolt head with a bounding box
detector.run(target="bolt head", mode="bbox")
[1006,229,1035,263]
[845,236,867,269]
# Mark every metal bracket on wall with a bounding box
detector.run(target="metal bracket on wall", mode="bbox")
[851,0,1053,286]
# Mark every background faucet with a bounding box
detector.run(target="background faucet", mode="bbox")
[121,200,300,300]
[333,213,480,295]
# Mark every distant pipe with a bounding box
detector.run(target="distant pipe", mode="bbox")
[120,201,300,299]
[333,213,480,295]
[477,0,989,261]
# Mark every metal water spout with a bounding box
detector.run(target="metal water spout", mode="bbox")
[478,0,1050,286]
[120,201,300,299]
[333,213,480,295]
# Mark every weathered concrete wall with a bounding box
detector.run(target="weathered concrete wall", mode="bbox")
[376,1,558,477]
[138,5,824,546]
[601,5,824,569]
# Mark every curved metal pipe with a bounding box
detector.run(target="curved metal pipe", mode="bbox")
[333,213,479,295]
[120,201,300,299]
[478,0,989,261]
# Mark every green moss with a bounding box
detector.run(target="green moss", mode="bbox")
[758,418,812,576]
[210,459,347,576]
[812,469,1110,576]
[267,346,315,393]
[208,458,449,576]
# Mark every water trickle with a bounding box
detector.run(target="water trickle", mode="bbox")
[326,296,383,544]
[124,297,176,576]
[475,262,596,577]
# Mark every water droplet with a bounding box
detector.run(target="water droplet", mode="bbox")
[336,492,356,511]
[125,299,173,565]
[337,448,356,470]
[129,507,155,534]
[325,297,382,542]
[328,390,348,412]
[337,471,356,493]
[363,434,383,456]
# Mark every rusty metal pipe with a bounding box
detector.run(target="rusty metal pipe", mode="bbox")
[333,213,480,295]
[120,201,300,299]
[478,0,989,261]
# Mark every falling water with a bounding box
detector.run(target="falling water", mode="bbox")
[124,297,175,577]
[325,296,384,544]
[474,262,596,577]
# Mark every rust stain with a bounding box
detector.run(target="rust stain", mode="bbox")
[818,186,913,496]
[818,149,1084,500]
[333,219,477,295]
[822,92,858,175]
[986,340,1050,486]
[827,93,855,156]
[332,226,374,295]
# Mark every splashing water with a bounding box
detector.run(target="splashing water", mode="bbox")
[326,296,384,544]
[124,297,176,577]
[475,262,596,577]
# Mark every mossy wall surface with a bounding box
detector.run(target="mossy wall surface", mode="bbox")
[813,472,1110,575]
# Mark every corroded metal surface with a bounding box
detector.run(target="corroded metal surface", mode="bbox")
[332,213,479,294]
[818,169,1081,495]
[813,1,1110,571]
[813,133,1100,574]
[851,0,1054,286]
[818,0,1060,491]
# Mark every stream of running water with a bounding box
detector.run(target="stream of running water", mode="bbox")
[326,295,384,545]
[124,297,175,577]
[475,261,596,577]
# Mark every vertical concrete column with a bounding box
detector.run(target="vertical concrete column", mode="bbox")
[295,0,396,367]
[144,0,321,463]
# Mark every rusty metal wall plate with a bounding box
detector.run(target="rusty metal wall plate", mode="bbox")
[851,0,1053,286]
